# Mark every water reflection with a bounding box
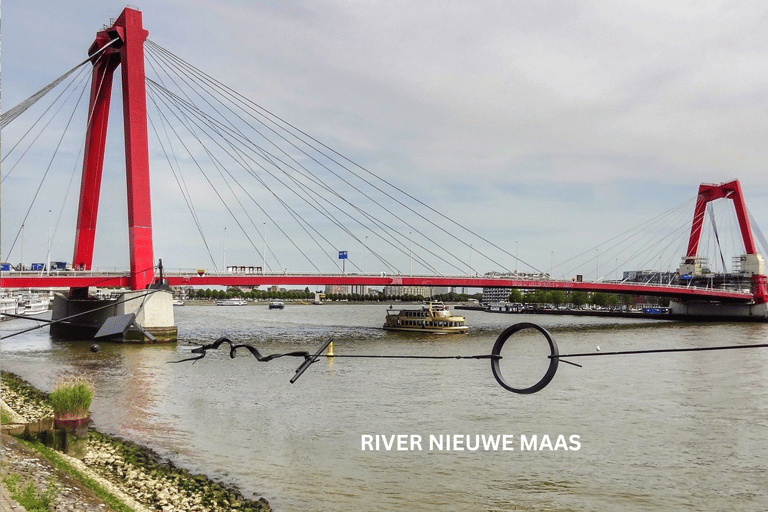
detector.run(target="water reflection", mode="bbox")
[2,305,768,511]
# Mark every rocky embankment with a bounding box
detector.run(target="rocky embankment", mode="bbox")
[1,372,272,512]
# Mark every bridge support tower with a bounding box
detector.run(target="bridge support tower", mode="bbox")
[672,180,768,320]
[51,7,176,341]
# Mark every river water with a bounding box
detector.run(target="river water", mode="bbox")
[2,304,767,511]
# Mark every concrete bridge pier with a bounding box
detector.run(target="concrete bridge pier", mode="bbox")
[50,289,177,342]
[670,300,768,321]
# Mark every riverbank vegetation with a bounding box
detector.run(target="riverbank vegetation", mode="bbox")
[188,286,482,304]
[1,371,273,511]
[1,471,58,512]
[507,289,670,310]
[48,376,94,420]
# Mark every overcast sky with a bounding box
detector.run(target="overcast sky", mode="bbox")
[3,1,768,279]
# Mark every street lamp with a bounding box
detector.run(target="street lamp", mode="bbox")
[515,240,518,276]
[21,223,25,271]
[550,251,553,279]
[46,210,52,275]
[596,249,599,281]
[409,232,412,276]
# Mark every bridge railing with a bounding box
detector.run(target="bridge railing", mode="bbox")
[0,269,755,298]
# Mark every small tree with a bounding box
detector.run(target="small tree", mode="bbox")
[591,292,609,308]
[550,290,566,307]
[571,291,588,308]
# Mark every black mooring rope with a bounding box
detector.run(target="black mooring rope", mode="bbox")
[170,336,499,364]
[169,323,768,394]
[554,342,768,360]
[169,336,500,385]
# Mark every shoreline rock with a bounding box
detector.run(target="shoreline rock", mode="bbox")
[1,371,272,512]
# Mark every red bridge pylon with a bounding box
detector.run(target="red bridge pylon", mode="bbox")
[683,179,767,304]
[73,7,154,291]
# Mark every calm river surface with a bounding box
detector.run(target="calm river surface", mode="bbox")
[2,304,768,511]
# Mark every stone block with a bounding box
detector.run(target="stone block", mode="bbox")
[64,430,89,459]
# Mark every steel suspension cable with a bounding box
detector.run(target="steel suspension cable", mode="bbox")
[143,64,451,276]
[144,42,458,275]
[145,72,346,274]
[145,74,413,274]
[145,40,528,274]
[3,72,91,262]
[146,96,222,273]
[0,37,119,129]
[145,45,371,273]
[147,83,320,273]
[1,65,92,184]
[555,197,696,280]
[146,48,358,273]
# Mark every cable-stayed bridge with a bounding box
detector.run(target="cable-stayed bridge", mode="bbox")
[2,7,767,326]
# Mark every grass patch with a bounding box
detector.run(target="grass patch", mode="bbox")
[12,437,136,512]
[1,407,13,424]
[1,472,58,512]
[49,377,94,420]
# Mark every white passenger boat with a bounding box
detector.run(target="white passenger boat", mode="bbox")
[268,300,285,309]
[173,299,185,306]
[216,298,248,306]
[1,297,20,318]
[383,302,468,334]
[19,295,50,315]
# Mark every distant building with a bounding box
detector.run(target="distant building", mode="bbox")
[382,285,433,298]
[622,270,677,285]
[226,265,262,274]
[175,285,195,299]
[325,284,349,295]
[482,287,510,304]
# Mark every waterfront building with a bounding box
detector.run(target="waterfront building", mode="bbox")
[482,287,512,305]
[325,284,350,295]
[382,285,433,298]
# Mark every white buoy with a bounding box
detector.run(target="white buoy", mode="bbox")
[596,346,601,352]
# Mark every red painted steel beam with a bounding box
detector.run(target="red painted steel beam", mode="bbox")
[158,275,753,302]
[1,274,753,302]
[115,9,154,290]
[73,34,120,271]
[1,275,130,288]
[72,8,154,290]
[684,179,766,304]
[686,180,757,259]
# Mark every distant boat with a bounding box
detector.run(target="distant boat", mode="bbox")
[173,299,185,306]
[1,297,20,318]
[19,295,50,316]
[216,298,248,306]
[383,301,468,334]
[268,300,285,309]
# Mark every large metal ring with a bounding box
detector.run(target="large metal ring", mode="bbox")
[491,322,559,394]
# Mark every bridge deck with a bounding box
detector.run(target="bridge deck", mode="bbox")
[1,272,755,303]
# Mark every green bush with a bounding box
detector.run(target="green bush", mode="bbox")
[48,377,94,420]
